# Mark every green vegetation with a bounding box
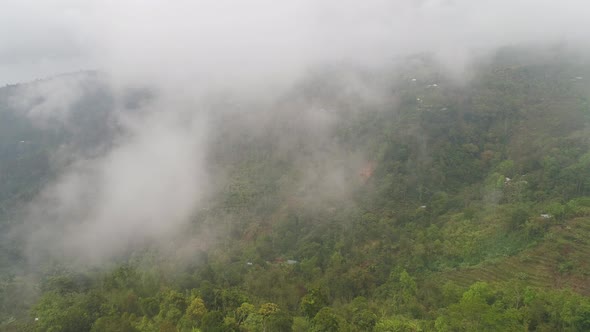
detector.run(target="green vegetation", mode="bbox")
[3,47,590,331]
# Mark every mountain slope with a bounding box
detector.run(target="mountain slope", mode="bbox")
[2,47,590,331]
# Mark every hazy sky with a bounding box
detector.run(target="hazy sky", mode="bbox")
[1,0,589,86]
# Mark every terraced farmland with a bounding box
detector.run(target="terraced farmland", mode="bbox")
[439,217,590,295]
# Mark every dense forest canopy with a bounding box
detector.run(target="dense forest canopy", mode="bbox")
[0,46,590,331]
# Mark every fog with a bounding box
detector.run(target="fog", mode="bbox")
[2,0,590,263]
[3,1,590,87]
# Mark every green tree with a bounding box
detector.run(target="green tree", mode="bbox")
[33,291,103,332]
[185,296,207,325]
[157,290,187,324]
[236,302,255,325]
[201,310,225,332]
[300,288,328,319]
[91,316,138,332]
[311,307,340,332]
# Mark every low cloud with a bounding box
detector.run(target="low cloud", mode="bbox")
[24,98,209,263]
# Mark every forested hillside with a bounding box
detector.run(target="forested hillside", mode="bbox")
[2,47,590,331]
